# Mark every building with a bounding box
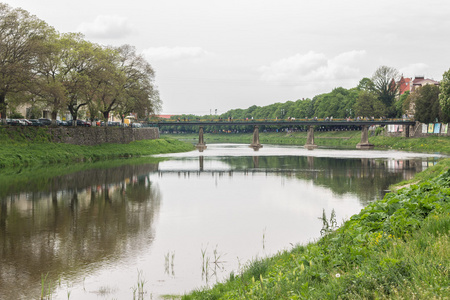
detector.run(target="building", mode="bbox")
[399,76,440,119]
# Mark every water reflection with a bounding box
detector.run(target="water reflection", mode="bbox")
[0,164,160,299]
[0,146,441,299]
[159,155,430,204]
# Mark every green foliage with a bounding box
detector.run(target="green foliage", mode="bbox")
[8,110,24,119]
[167,86,359,132]
[439,68,450,119]
[413,84,444,123]
[0,3,160,123]
[357,77,375,91]
[353,90,386,117]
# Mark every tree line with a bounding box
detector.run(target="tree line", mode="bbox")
[166,66,450,133]
[0,3,161,125]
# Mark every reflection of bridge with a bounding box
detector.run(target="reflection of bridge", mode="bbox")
[152,119,416,150]
[155,155,422,180]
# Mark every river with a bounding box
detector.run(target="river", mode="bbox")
[0,144,443,299]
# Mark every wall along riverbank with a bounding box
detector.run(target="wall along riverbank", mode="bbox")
[0,127,194,168]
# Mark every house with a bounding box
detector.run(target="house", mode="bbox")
[398,76,412,95]
[400,76,440,119]
[410,76,439,92]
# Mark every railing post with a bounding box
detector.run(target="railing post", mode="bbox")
[356,125,374,149]
[196,126,207,152]
[305,125,318,149]
[249,125,263,150]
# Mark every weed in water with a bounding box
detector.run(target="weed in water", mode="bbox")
[165,251,176,276]
[40,273,49,300]
[262,227,267,250]
[319,208,338,236]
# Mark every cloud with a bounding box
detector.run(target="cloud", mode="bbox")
[258,50,367,85]
[78,15,135,39]
[399,63,430,78]
[142,46,211,62]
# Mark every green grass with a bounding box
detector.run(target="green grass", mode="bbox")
[0,128,194,168]
[183,158,450,299]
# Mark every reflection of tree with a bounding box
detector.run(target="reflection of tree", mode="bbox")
[222,156,428,204]
[0,163,160,299]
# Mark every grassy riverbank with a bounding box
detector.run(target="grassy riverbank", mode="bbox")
[0,127,194,168]
[163,131,450,154]
[183,158,450,299]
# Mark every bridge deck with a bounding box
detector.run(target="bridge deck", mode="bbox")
[153,119,415,127]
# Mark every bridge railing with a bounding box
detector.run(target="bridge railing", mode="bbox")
[153,117,413,124]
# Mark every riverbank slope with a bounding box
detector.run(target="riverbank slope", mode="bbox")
[183,157,450,299]
[0,128,194,168]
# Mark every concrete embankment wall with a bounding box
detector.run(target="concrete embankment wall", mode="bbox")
[6,126,160,146]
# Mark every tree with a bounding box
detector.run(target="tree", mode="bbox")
[61,34,99,124]
[414,84,443,123]
[440,68,450,119]
[32,30,69,124]
[353,90,386,118]
[114,45,160,122]
[89,46,124,124]
[0,3,49,122]
[357,77,375,91]
[371,66,400,117]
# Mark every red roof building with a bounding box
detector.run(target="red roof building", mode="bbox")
[157,114,174,119]
[398,76,412,95]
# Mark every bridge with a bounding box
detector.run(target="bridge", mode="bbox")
[151,119,416,151]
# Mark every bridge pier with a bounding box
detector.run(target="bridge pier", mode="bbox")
[249,125,263,150]
[196,126,207,152]
[356,125,374,149]
[305,125,318,150]
[403,124,410,138]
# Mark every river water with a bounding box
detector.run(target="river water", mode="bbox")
[0,144,443,299]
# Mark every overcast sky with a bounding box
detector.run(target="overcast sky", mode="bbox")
[6,0,450,115]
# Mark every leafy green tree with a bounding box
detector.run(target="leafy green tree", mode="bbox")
[32,30,69,124]
[396,91,409,117]
[353,90,386,118]
[62,35,100,123]
[115,45,160,122]
[413,84,444,123]
[439,68,450,119]
[0,3,49,122]
[357,77,375,91]
[371,66,399,117]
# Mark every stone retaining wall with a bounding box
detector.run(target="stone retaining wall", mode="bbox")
[42,127,159,145]
[48,127,160,145]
